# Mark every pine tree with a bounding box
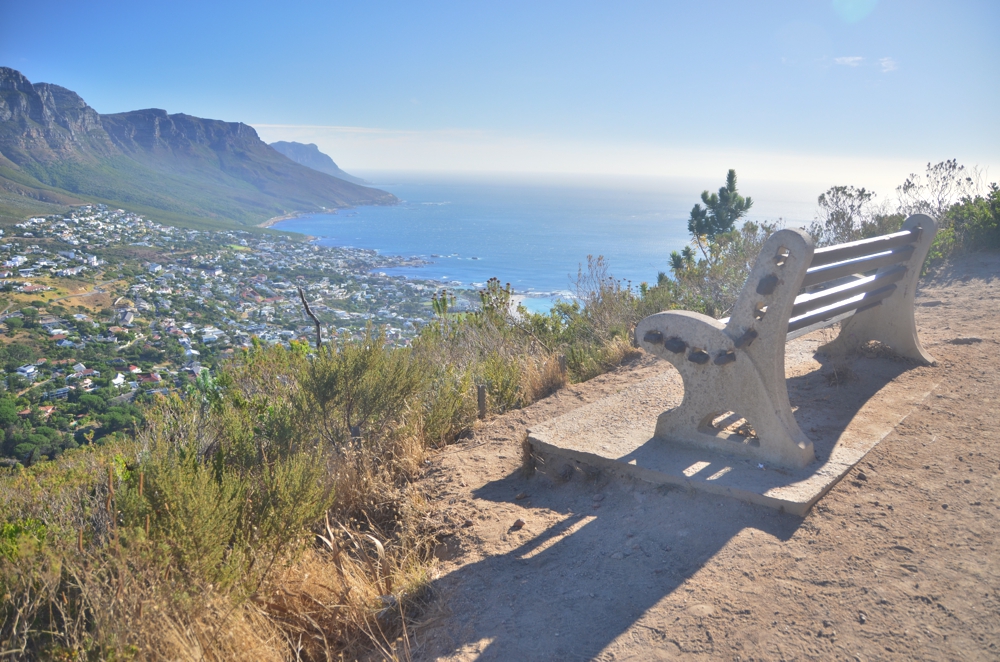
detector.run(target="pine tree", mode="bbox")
[687,169,753,240]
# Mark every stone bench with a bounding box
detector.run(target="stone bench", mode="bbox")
[634,213,937,470]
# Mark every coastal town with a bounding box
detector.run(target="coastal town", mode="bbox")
[0,204,452,462]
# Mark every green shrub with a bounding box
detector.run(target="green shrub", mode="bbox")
[478,352,523,413]
[948,184,1000,251]
[0,518,46,561]
[302,326,426,443]
[421,365,475,447]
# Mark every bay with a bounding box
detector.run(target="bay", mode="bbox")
[274,172,819,313]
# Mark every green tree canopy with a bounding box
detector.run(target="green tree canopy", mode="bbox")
[688,169,753,240]
[0,397,18,427]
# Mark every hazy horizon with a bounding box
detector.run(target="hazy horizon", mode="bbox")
[321,168,945,224]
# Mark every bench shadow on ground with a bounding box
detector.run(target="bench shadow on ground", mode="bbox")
[421,355,911,660]
[424,470,800,660]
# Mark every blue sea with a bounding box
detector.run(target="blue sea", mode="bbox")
[275,172,819,313]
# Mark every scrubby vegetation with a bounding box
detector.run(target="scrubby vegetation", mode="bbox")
[2,162,997,660]
[807,160,1000,263]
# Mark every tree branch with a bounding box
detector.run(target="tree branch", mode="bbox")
[297,286,322,350]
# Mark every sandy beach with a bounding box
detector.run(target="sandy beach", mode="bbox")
[257,208,340,229]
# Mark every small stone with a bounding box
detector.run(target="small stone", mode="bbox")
[858,611,868,624]
[515,492,528,500]
[511,519,525,530]
[610,552,624,560]
[462,519,473,528]
[856,471,868,481]
[593,493,605,502]
[942,504,949,509]
[686,603,715,617]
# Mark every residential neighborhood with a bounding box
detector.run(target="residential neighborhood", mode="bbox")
[0,204,457,463]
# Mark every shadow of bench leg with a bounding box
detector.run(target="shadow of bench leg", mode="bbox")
[652,354,816,469]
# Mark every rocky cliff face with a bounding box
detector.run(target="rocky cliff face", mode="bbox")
[0,68,115,163]
[0,67,396,225]
[102,109,263,156]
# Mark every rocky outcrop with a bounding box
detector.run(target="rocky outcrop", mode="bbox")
[0,68,116,163]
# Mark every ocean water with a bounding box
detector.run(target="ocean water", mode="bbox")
[275,173,819,313]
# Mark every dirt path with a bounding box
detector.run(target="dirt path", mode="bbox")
[411,253,1000,661]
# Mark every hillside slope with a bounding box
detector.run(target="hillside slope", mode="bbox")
[0,67,395,227]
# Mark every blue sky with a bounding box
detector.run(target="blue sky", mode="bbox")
[2,0,997,188]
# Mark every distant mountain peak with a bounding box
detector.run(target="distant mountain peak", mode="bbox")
[0,66,34,92]
[270,141,370,185]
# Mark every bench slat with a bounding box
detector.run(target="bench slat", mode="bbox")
[786,282,897,334]
[784,310,856,342]
[801,245,914,288]
[809,228,920,268]
[790,264,907,318]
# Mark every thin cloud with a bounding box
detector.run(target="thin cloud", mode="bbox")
[834,56,864,67]
[880,57,898,73]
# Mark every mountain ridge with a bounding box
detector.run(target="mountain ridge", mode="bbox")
[0,67,396,227]
[269,141,369,185]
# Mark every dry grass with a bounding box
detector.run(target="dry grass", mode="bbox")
[519,353,568,404]
[1,269,647,659]
[0,443,437,662]
[0,341,442,661]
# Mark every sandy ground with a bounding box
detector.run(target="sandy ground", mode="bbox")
[410,253,999,661]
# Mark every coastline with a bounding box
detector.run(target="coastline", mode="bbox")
[258,208,339,229]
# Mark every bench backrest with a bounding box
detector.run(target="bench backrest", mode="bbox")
[718,215,935,342]
[784,223,925,339]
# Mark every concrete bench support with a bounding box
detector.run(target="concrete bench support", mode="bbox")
[819,215,938,365]
[634,214,937,470]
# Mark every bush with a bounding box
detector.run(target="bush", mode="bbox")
[302,327,426,443]
[662,221,776,318]
[9,161,991,658]
[948,184,1000,251]
[807,160,998,266]
[0,336,438,659]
